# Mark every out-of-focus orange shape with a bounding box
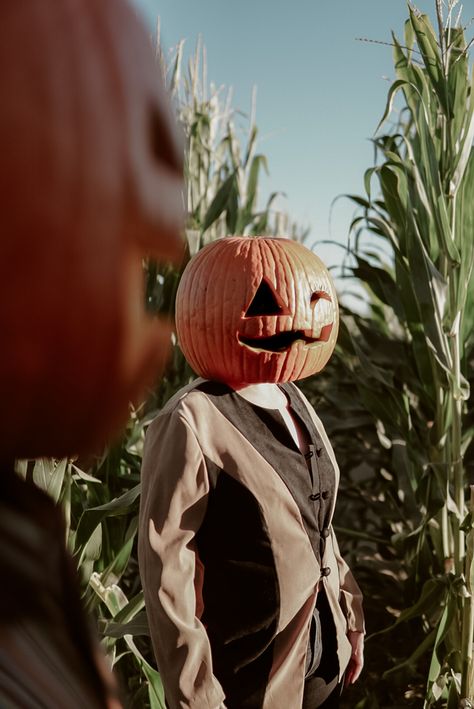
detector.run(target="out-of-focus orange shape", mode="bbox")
[0,0,185,458]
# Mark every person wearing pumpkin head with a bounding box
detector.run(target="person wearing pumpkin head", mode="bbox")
[139,236,364,709]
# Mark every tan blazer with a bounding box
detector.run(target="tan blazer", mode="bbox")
[139,379,364,709]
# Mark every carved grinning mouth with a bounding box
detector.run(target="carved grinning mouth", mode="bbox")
[238,324,333,353]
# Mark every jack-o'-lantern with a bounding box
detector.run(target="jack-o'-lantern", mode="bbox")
[0,0,184,458]
[176,236,338,384]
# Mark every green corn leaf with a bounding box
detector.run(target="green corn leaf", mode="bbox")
[465,523,474,596]
[14,459,28,479]
[394,35,435,127]
[449,29,470,172]
[71,464,101,484]
[363,167,376,199]
[346,194,371,209]
[405,218,452,372]
[75,484,141,550]
[226,177,239,233]
[243,124,257,168]
[428,593,458,683]
[113,591,145,625]
[349,337,395,390]
[123,635,166,709]
[102,611,150,639]
[374,79,410,135]
[77,523,102,573]
[409,116,459,264]
[351,256,404,319]
[364,215,401,254]
[201,172,236,232]
[379,164,408,232]
[32,458,68,504]
[447,679,460,709]
[409,10,448,116]
[357,383,411,441]
[142,662,166,709]
[404,16,416,60]
[382,627,437,678]
[100,517,138,586]
[242,154,269,227]
[89,573,128,617]
[368,577,448,640]
[399,136,433,228]
[452,102,474,194]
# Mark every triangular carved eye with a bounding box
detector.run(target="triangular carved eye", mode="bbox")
[245,279,285,317]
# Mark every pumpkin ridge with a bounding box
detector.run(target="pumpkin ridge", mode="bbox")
[208,241,231,378]
[293,240,337,379]
[288,240,313,380]
[177,243,214,375]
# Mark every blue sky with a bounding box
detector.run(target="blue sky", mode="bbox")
[131,0,460,277]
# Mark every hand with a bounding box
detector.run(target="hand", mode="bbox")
[344,630,364,687]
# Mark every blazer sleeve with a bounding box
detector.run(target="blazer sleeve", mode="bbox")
[138,409,226,709]
[331,527,365,634]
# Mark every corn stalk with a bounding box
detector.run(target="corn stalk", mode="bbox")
[164,37,299,255]
[336,3,474,705]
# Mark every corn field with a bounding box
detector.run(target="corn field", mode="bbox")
[16,2,474,707]
[307,3,474,706]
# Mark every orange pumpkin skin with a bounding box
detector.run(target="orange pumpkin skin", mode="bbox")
[0,1,184,458]
[176,236,339,385]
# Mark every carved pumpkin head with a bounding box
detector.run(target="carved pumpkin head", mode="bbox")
[0,0,184,458]
[176,236,338,384]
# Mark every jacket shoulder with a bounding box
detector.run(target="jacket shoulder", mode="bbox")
[145,379,218,440]
[155,378,208,417]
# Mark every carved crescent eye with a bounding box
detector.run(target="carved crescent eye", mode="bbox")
[310,291,332,306]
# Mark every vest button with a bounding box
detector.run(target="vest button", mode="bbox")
[321,567,331,577]
[321,490,329,500]
[309,493,320,501]
[321,527,330,538]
